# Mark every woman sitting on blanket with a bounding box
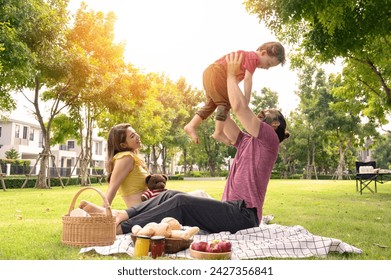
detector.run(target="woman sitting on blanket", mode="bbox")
[104,123,211,208]
[82,52,289,234]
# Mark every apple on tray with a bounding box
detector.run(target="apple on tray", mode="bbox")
[217,240,232,252]
[189,240,232,260]
[190,241,208,252]
[206,241,222,253]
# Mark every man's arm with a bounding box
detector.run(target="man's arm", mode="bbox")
[226,52,261,138]
[243,70,253,105]
[223,114,241,145]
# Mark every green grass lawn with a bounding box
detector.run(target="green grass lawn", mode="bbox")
[0,179,390,260]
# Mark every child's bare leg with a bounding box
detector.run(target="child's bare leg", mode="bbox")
[212,120,231,145]
[184,114,203,144]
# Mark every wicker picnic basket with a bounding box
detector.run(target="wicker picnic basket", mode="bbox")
[62,187,116,247]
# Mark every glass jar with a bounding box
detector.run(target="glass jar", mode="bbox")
[134,235,150,257]
[150,236,165,259]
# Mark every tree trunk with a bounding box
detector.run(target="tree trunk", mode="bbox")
[36,149,50,189]
[151,145,160,174]
[311,144,318,179]
[336,141,345,180]
[161,146,167,174]
[183,147,187,176]
[79,155,89,186]
[305,137,312,179]
[79,110,94,186]
[208,158,216,177]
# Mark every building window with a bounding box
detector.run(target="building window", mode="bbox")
[23,126,28,139]
[95,142,99,155]
[39,132,43,148]
[29,128,34,141]
[67,140,75,149]
[15,124,20,138]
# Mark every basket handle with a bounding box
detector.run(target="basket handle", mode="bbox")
[67,187,113,217]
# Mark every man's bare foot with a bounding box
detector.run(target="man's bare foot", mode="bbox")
[114,210,130,234]
[80,201,129,234]
[184,124,199,144]
[212,132,232,145]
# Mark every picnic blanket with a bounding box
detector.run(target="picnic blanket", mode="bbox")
[79,215,362,259]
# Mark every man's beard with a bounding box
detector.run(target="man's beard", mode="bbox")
[262,116,275,125]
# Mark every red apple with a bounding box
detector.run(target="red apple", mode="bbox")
[217,240,232,252]
[191,241,208,252]
[206,241,222,253]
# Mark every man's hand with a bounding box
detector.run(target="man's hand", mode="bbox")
[225,52,243,79]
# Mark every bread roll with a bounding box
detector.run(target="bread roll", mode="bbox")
[153,222,172,237]
[137,225,155,236]
[161,217,182,230]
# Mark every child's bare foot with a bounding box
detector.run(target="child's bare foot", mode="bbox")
[212,132,232,145]
[184,124,199,144]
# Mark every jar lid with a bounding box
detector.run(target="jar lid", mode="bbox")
[136,235,151,239]
[151,235,165,240]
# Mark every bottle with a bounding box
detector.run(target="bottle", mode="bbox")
[134,235,150,257]
[150,236,165,259]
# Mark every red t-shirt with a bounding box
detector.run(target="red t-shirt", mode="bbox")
[222,122,279,222]
[215,50,259,81]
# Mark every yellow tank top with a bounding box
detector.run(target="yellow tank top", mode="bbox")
[113,151,149,197]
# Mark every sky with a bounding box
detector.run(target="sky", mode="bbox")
[67,0,302,115]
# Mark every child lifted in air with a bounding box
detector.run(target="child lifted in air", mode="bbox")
[184,42,285,145]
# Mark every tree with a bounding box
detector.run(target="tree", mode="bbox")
[251,87,279,112]
[1,0,70,188]
[197,117,229,176]
[5,148,20,159]
[245,0,391,124]
[322,74,377,179]
[159,78,201,175]
[177,79,204,176]
[65,4,147,185]
[372,133,391,169]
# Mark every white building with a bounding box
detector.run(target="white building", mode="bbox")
[0,118,106,176]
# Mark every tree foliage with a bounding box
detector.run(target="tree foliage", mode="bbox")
[5,148,20,159]
[372,133,391,169]
[251,87,279,113]
[245,0,391,123]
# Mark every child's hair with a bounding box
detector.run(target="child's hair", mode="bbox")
[106,123,134,182]
[257,42,286,66]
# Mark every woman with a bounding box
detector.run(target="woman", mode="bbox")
[104,124,212,208]
[83,52,289,235]
[105,124,148,207]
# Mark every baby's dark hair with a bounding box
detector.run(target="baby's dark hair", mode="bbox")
[257,42,286,66]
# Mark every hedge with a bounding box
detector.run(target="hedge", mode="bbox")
[1,176,105,189]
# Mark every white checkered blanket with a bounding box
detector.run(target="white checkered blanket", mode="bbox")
[80,215,362,259]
